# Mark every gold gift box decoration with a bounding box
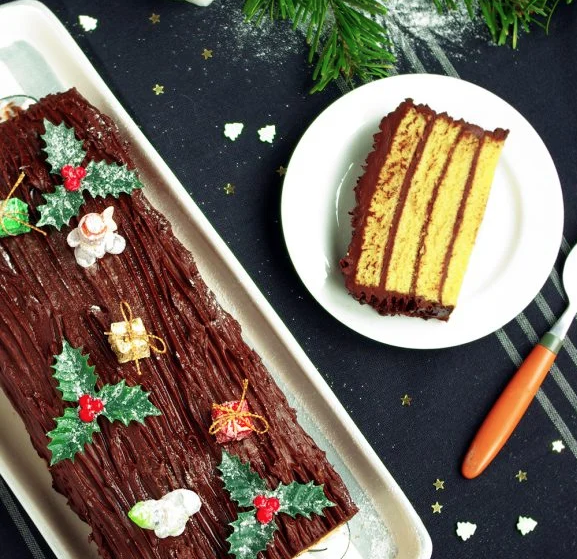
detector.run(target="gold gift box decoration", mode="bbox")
[109,317,150,363]
[107,302,166,373]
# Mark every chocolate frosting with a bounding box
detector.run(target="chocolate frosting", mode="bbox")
[0,90,357,559]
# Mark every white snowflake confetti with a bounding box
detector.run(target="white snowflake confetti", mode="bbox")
[551,440,565,453]
[258,124,276,144]
[78,15,98,32]
[223,123,244,141]
[517,516,537,536]
[456,521,477,541]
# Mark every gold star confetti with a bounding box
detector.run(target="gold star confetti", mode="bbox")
[515,470,527,482]
[202,48,213,60]
[152,84,164,96]
[276,166,287,176]
[552,440,565,453]
[433,479,445,491]
[401,394,412,406]
[431,502,443,514]
[149,13,160,24]
[224,183,235,195]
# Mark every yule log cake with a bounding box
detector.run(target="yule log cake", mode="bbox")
[340,98,508,320]
[0,89,357,559]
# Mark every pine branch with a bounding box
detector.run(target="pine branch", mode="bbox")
[243,0,573,92]
[243,0,395,92]
[434,0,574,48]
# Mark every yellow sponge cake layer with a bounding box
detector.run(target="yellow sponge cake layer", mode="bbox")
[385,117,462,295]
[355,106,430,287]
[415,129,480,302]
[441,135,507,306]
[340,99,508,320]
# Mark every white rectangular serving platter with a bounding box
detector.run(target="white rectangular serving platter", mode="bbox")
[0,2,432,558]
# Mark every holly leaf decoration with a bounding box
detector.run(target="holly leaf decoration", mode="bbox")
[273,481,335,519]
[47,407,101,466]
[226,511,276,559]
[218,451,268,507]
[52,340,98,401]
[36,186,84,230]
[41,119,85,174]
[218,451,335,559]
[47,339,161,464]
[84,160,143,198]
[38,120,143,229]
[98,380,161,426]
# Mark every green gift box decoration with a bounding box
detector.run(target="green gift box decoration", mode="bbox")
[0,197,31,237]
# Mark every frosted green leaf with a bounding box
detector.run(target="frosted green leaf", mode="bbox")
[218,451,268,507]
[219,451,335,558]
[41,119,85,174]
[84,160,143,199]
[98,380,161,426]
[52,340,97,402]
[36,186,84,230]
[38,120,143,228]
[46,339,162,463]
[273,481,335,519]
[226,510,276,559]
[47,407,100,465]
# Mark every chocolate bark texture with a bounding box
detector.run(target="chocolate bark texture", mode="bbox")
[0,89,357,559]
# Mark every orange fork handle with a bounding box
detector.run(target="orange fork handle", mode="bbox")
[462,342,558,479]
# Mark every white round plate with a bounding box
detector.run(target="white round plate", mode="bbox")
[281,74,563,349]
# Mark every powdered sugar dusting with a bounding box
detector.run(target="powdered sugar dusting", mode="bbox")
[386,0,479,36]
[382,0,488,65]
[215,2,489,81]
[217,6,306,66]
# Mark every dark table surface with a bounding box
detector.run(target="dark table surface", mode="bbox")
[1,1,576,558]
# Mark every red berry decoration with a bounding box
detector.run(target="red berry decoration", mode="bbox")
[78,407,95,423]
[61,164,86,192]
[266,497,280,513]
[78,394,92,408]
[255,507,274,525]
[91,398,104,413]
[77,394,104,422]
[64,177,81,192]
[253,494,281,524]
[74,166,87,179]
[253,494,268,509]
[61,164,75,178]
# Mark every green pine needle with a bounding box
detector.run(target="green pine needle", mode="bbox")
[439,0,573,48]
[243,0,395,92]
[242,0,573,91]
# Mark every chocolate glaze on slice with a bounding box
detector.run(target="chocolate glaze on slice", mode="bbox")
[340,99,508,321]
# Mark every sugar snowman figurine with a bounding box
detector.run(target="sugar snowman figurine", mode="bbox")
[128,489,202,538]
[67,206,126,268]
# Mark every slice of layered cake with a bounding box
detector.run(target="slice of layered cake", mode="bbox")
[340,99,508,320]
[0,90,357,559]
